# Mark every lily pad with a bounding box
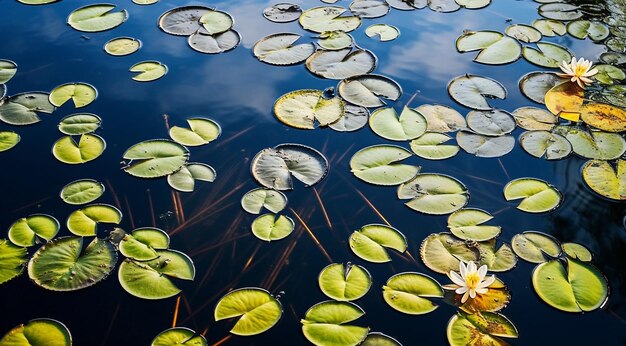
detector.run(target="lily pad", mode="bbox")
[251,144,328,190]
[567,20,609,41]
[119,229,169,261]
[545,82,584,121]
[58,113,102,135]
[519,72,563,104]
[241,188,287,214]
[0,131,20,152]
[428,0,460,12]
[188,30,242,54]
[448,75,506,110]
[52,134,106,164]
[350,145,419,186]
[414,104,466,132]
[273,89,344,129]
[129,227,170,250]
[562,243,592,262]
[318,263,372,301]
[66,203,122,236]
[0,60,17,84]
[397,174,469,215]
[553,125,626,160]
[446,277,511,313]
[263,3,302,23]
[369,107,427,141]
[350,0,390,18]
[365,24,400,42]
[67,4,128,32]
[118,249,195,300]
[251,213,294,241]
[466,109,515,136]
[253,33,315,66]
[455,31,521,65]
[387,0,424,10]
[130,61,167,82]
[318,31,354,50]
[382,272,443,315]
[8,214,59,248]
[50,83,97,108]
[579,103,626,132]
[505,24,542,43]
[123,139,190,178]
[338,74,402,108]
[512,106,557,130]
[0,92,55,125]
[299,6,361,33]
[448,208,500,241]
[361,333,402,346]
[0,239,28,284]
[456,132,515,158]
[522,42,572,68]
[301,301,369,346]
[511,231,561,263]
[538,3,582,21]
[410,132,459,160]
[504,178,561,213]
[419,233,478,274]
[582,159,626,201]
[152,327,207,346]
[0,318,71,346]
[532,258,608,312]
[519,130,571,160]
[158,6,211,36]
[167,163,216,192]
[104,37,141,56]
[199,9,233,35]
[28,236,117,291]
[476,241,517,273]
[306,48,376,80]
[169,118,221,146]
[532,19,566,37]
[592,65,626,85]
[447,311,518,346]
[329,104,369,132]
[214,288,282,336]
[349,224,408,263]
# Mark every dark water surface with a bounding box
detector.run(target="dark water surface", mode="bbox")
[1,0,626,345]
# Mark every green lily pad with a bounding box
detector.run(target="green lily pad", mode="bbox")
[318,263,372,301]
[448,208,500,241]
[199,9,233,35]
[0,92,55,125]
[338,74,402,108]
[8,214,59,248]
[476,240,517,272]
[397,174,469,215]
[118,249,195,300]
[123,139,190,178]
[419,233,478,274]
[518,72,563,104]
[0,239,27,285]
[52,134,106,164]
[382,272,443,315]
[0,131,20,152]
[365,24,400,42]
[592,65,626,85]
[428,0,460,12]
[67,3,128,32]
[538,3,582,21]
[241,188,287,214]
[28,236,117,291]
[448,75,506,110]
[301,301,369,346]
[410,132,459,160]
[130,61,168,82]
[158,6,212,36]
[503,178,561,213]
[505,24,542,43]
[151,327,207,346]
[305,48,376,80]
[519,130,571,160]
[350,145,419,186]
[167,163,216,192]
[66,203,122,236]
[567,20,609,41]
[188,30,241,54]
[447,311,518,346]
[273,89,344,129]
[562,243,592,262]
[263,4,302,23]
[413,104,466,133]
[329,104,369,132]
[522,42,572,68]
[387,0,423,10]
[251,214,294,242]
[169,118,220,146]
[349,224,407,263]
[455,30,521,65]
[104,37,141,56]
[369,107,427,141]
[317,31,354,50]
[553,125,626,160]
[600,52,626,65]
[350,0,389,18]
[532,258,608,312]
[253,33,315,66]
[133,0,158,4]
[251,144,328,190]
[456,132,515,158]
[130,227,170,249]
[511,231,561,263]
[0,318,71,346]
[466,109,515,136]
[58,113,102,135]
[532,19,566,37]
[49,83,97,108]
[60,179,105,205]
[582,159,626,201]
[0,60,17,84]
[455,0,490,9]
[299,6,361,33]
[512,106,557,130]
[361,333,402,346]
[119,228,169,261]
[214,288,282,336]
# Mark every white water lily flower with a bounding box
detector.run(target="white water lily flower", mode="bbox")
[446,260,496,303]
[557,57,598,89]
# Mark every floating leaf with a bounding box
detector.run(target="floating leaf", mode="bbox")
[567,20,609,41]
[532,19,566,37]
[455,31,521,65]
[158,6,211,36]
[241,188,287,214]
[562,243,592,262]
[273,89,344,129]
[215,288,282,336]
[466,109,515,136]
[50,83,97,108]
[397,174,469,215]
[251,214,294,241]
[532,259,608,312]
[455,0,490,9]
[251,144,328,190]
[167,163,216,192]
[350,0,390,18]
[369,107,427,141]
[317,31,354,50]
[199,9,233,35]
[600,52,626,65]
[448,75,506,110]
[582,159,626,201]
[382,272,443,315]
[253,33,315,66]
[52,134,106,164]
[593,65,626,85]
[448,208,500,241]
[505,24,542,43]
[349,224,407,263]
[130,227,170,250]
[188,30,241,54]
[118,249,195,300]
[387,0,423,10]
[349,145,419,186]
[318,263,372,301]
[365,24,400,42]
[152,327,207,346]
[553,125,626,160]
[0,319,71,346]
[519,72,563,104]
[104,37,141,56]
[28,236,117,291]
[544,82,583,121]
[420,233,478,274]
[338,74,402,108]
[306,48,376,80]
[263,3,302,23]
[447,311,518,346]
[0,60,17,84]
[133,0,158,5]
[428,0,460,12]
[119,229,169,261]
[0,131,20,152]
[538,3,582,21]
[123,139,189,178]
[0,239,27,285]
[8,214,59,248]
[58,113,102,135]
[301,301,369,346]
[456,132,514,158]
[329,104,369,132]
[299,6,361,33]
[130,61,168,82]
[519,130,571,160]
[512,106,557,130]
[410,132,459,160]
[504,178,561,213]
[446,277,511,313]
[0,92,55,125]
[361,333,402,346]
[511,231,561,263]
[579,103,626,132]
[67,203,122,236]
[522,42,572,68]
[169,118,221,146]
[414,104,466,132]
[67,4,128,32]
[476,241,517,273]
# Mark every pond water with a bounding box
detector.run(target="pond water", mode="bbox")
[1,0,626,345]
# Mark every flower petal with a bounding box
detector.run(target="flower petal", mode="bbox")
[449,271,466,286]
[476,287,488,295]
[461,291,469,303]
[456,286,469,294]
[478,275,496,288]
[477,264,488,280]
[467,261,477,274]
[459,261,467,278]
[469,289,476,299]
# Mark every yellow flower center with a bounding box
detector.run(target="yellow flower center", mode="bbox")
[574,64,588,77]
[465,272,481,290]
